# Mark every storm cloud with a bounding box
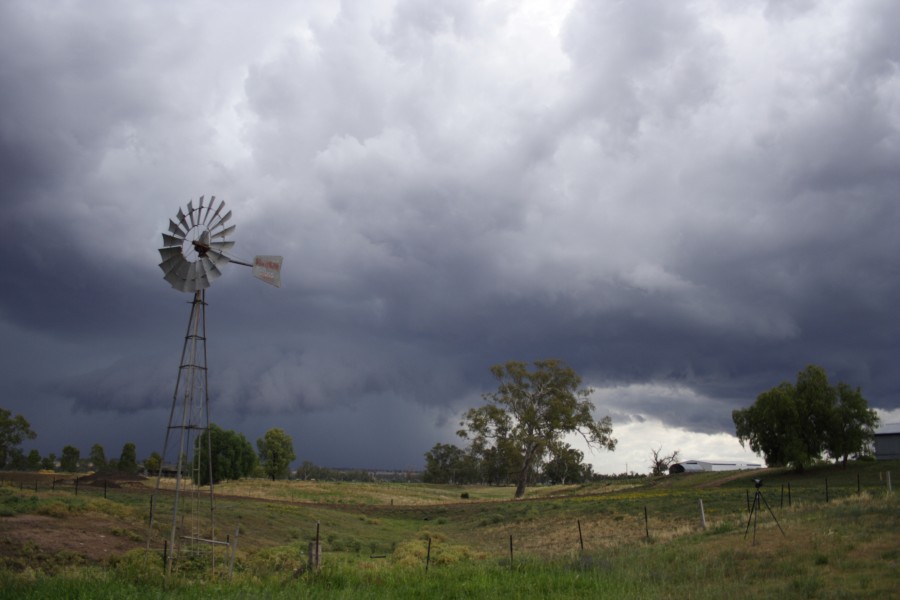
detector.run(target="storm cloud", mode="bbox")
[1,0,897,473]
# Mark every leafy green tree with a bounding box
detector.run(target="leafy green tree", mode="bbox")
[89,444,107,472]
[118,442,138,474]
[257,428,296,481]
[60,445,80,472]
[296,460,325,480]
[733,365,877,471]
[825,383,879,467]
[144,452,162,475]
[0,408,37,469]
[194,424,258,485]
[458,359,616,498]
[41,453,56,471]
[423,443,479,484]
[543,443,592,484]
[7,449,27,470]
[26,449,42,471]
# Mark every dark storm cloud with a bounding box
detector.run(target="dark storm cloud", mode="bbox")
[1,0,898,470]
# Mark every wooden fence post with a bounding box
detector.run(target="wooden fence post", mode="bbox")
[698,499,707,530]
[577,519,584,552]
[229,526,240,578]
[425,537,432,572]
[509,535,514,570]
[644,506,650,540]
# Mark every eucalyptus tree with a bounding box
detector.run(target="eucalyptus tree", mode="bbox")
[458,359,616,498]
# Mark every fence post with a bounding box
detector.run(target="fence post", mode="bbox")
[104,480,108,499]
[887,472,892,494]
[229,526,239,578]
[780,484,784,508]
[857,473,861,495]
[788,482,792,507]
[746,490,750,513]
[577,519,584,552]
[698,499,707,530]
[509,535,514,570]
[308,522,321,572]
[825,478,829,503]
[644,506,650,540]
[74,477,79,496]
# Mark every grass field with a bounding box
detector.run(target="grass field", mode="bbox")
[1,461,897,598]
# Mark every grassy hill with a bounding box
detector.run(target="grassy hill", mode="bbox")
[1,461,897,598]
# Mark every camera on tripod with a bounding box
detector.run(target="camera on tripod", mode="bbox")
[753,478,763,489]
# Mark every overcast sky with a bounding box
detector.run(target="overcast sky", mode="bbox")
[2,0,898,475]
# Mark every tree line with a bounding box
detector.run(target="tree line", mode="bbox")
[0,407,298,483]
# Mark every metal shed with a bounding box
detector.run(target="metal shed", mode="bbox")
[874,423,900,461]
[669,460,763,474]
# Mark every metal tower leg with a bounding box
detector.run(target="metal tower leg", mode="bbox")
[147,290,216,576]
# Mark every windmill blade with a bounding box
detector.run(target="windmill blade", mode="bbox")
[196,196,206,226]
[168,219,187,238]
[199,256,223,284]
[210,209,232,232]
[205,248,231,268]
[212,224,236,240]
[164,260,192,291]
[159,253,187,277]
[206,197,225,227]
[187,199,196,229]
[200,195,215,225]
[176,207,189,233]
[161,233,183,248]
[158,247,182,263]
[208,240,235,252]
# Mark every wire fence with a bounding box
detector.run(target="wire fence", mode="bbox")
[1,469,894,571]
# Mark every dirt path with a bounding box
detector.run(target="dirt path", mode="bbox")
[0,513,144,564]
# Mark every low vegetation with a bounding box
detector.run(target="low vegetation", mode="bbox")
[1,460,897,598]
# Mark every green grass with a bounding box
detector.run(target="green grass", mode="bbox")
[1,461,898,598]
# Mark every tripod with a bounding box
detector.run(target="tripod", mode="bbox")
[744,481,785,545]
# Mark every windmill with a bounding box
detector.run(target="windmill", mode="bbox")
[148,196,282,575]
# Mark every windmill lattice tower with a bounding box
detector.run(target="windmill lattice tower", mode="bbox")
[147,196,281,575]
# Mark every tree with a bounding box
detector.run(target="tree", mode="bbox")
[7,449,27,470]
[41,453,56,471]
[543,443,592,485]
[458,360,616,498]
[649,446,681,476]
[144,452,162,475]
[194,424,258,485]
[0,408,37,469]
[733,365,877,471]
[89,444,107,472]
[423,443,479,484]
[824,383,879,467]
[257,428,296,481]
[118,442,138,474]
[60,445,80,472]
[26,449,42,471]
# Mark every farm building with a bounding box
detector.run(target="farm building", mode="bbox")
[874,423,900,460]
[669,460,763,474]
